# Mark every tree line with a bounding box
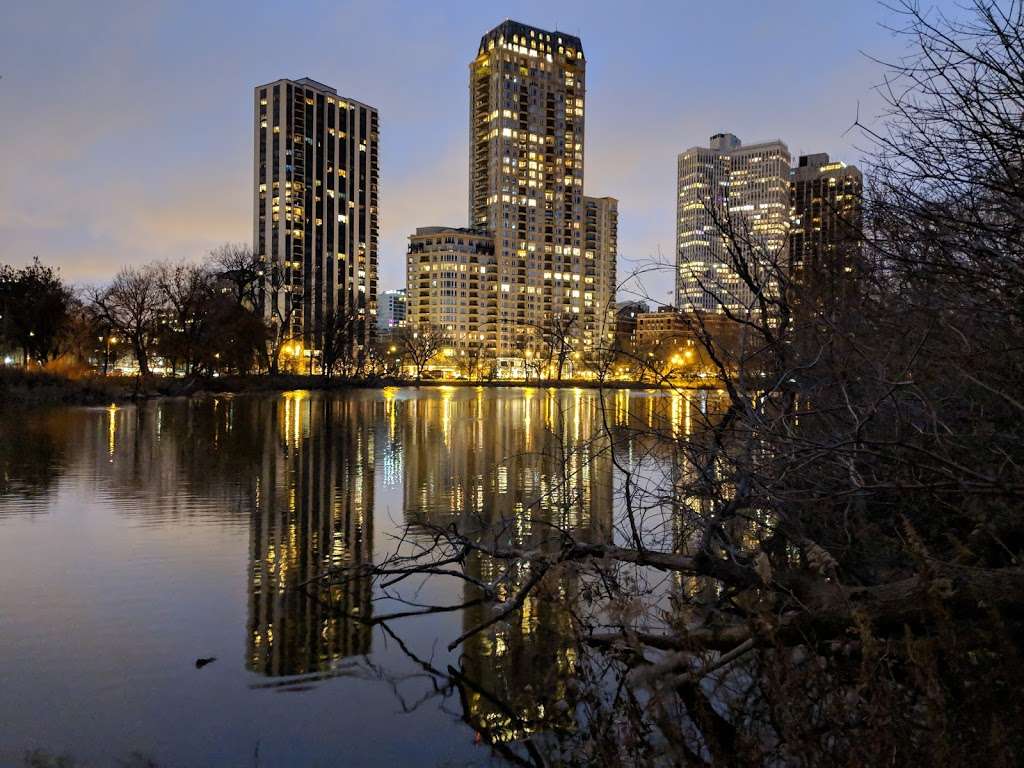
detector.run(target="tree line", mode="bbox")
[1,245,450,381]
[1,246,266,375]
[0,249,721,384]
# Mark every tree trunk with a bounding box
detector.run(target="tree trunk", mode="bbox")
[135,342,150,376]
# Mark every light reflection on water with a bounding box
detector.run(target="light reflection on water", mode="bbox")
[0,387,705,766]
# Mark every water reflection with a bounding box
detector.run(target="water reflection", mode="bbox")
[247,393,376,677]
[0,409,71,502]
[401,386,612,540]
[394,387,616,743]
[0,387,725,762]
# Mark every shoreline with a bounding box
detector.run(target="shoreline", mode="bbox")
[0,369,718,407]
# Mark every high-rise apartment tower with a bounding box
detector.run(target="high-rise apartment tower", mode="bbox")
[253,77,379,360]
[468,21,615,358]
[376,289,408,331]
[789,153,863,293]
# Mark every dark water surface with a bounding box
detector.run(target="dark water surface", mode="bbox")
[0,387,694,766]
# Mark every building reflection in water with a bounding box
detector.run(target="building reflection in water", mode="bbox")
[246,391,376,678]
[22,393,381,680]
[2,387,731,732]
[243,386,718,740]
[395,387,616,744]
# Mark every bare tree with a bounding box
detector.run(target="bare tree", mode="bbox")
[366,337,403,379]
[208,243,263,310]
[510,329,543,382]
[89,266,164,376]
[154,260,213,376]
[538,312,578,381]
[459,339,494,380]
[263,261,304,375]
[317,305,362,379]
[395,325,446,384]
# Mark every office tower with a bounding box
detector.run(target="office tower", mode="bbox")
[469,21,612,359]
[253,77,379,364]
[676,133,791,315]
[376,288,408,331]
[789,153,864,298]
[406,227,497,361]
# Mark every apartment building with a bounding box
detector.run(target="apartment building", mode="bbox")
[406,227,498,356]
[253,77,379,359]
[789,153,864,294]
[468,21,615,360]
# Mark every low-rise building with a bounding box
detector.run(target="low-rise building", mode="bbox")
[634,306,691,349]
[614,300,649,347]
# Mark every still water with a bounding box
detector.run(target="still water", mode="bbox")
[0,387,697,766]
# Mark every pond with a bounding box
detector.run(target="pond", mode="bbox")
[0,386,710,766]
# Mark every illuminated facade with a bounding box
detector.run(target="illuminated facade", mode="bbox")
[583,195,619,343]
[788,153,863,291]
[376,288,407,331]
[406,227,497,360]
[468,21,616,362]
[634,306,690,348]
[253,78,379,356]
[399,387,613,538]
[676,133,791,315]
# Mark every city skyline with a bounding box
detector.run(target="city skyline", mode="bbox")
[0,1,913,302]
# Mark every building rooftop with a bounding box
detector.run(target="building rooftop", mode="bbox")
[253,77,378,110]
[412,226,492,237]
[478,20,583,58]
[294,77,337,94]
[791,153,862,180]
[679,135,789,158]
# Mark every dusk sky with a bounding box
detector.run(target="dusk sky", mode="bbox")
[0,1,918,302]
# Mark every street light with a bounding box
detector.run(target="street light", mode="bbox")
[100,335,118,376]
